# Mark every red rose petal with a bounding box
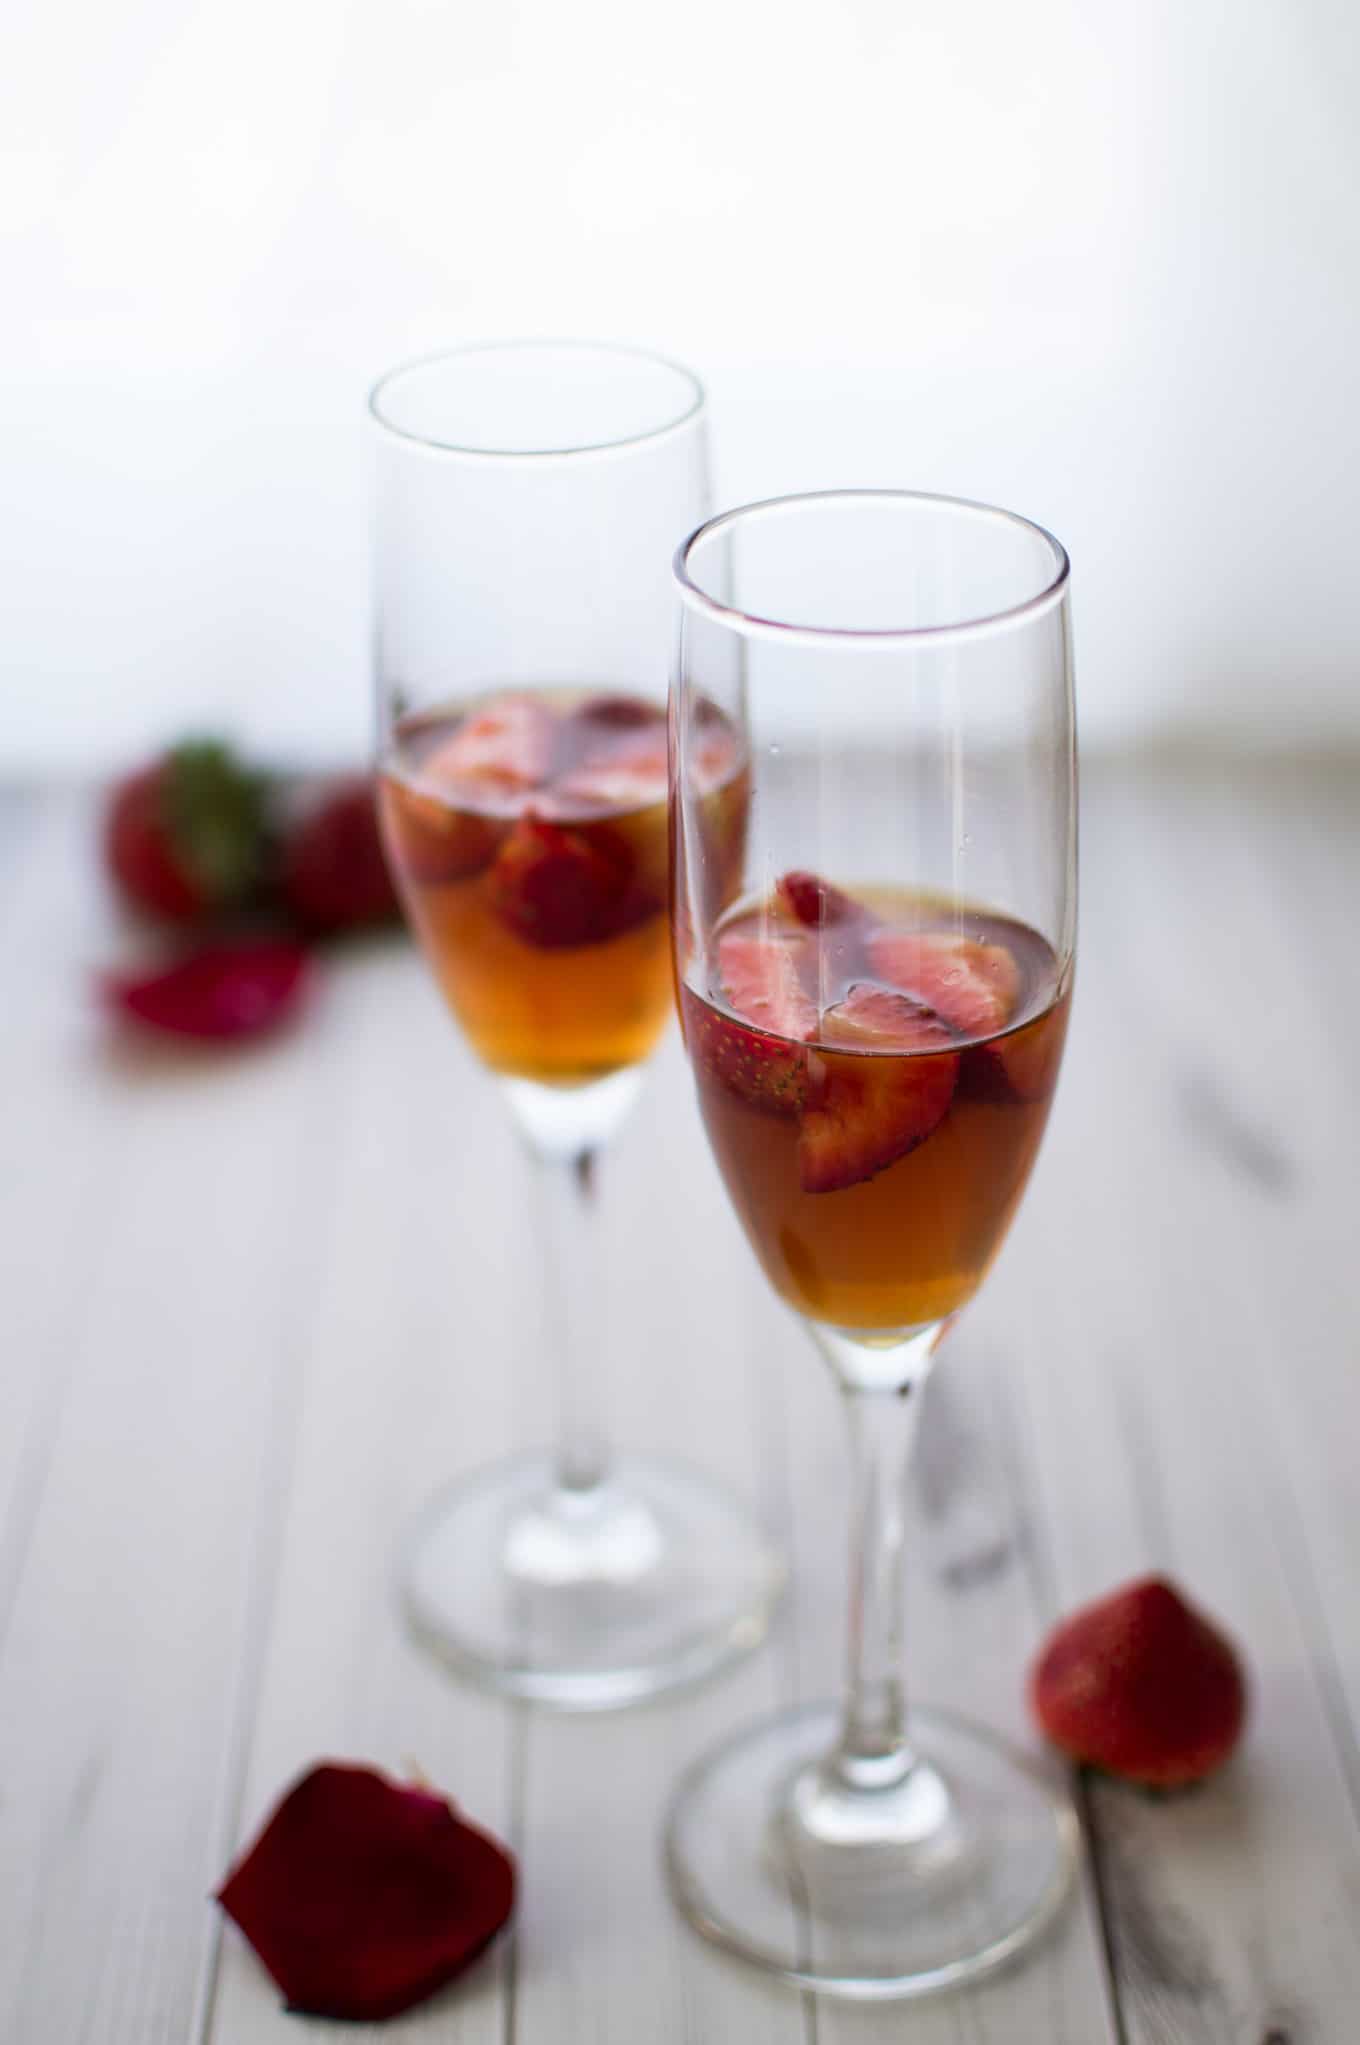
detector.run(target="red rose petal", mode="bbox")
[103,941,311,1041]
[217,1763,516,2022]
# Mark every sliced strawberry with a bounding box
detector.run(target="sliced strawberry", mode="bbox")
[554,705,669,814]
[424,695,553,796]
[717,930,819,1042]
[490,812,654,949]
[379,780,506,886]
[799,985,958,1194]
[867,929,1021,1041]
[773,873,873,989]
[683,929,819,1111]
[776,871,864,930]
[821,984,957,1052]
[571,692,662,731]
[1031,1576,1247,1788]
[681,987,810,1116]
[961,994,1069,1105]
[103,941,311,1041]
[551,752,668,815]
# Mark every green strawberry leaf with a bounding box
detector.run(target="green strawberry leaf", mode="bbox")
[161,740,272,907]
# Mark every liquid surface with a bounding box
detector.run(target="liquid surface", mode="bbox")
[681,876,1070,1332]
[381,687,745,1084]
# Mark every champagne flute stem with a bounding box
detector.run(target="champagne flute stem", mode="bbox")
[831,1326,941,1788]
[532,1145,610,1495]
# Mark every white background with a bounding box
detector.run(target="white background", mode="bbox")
[5,0,1357,771]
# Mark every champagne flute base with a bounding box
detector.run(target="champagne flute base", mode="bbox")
[401,1453,784,1710]
[665,1701,1078,1998]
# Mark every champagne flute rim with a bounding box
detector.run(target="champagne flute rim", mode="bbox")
[673,488,1070,647]
[368,338,706,461]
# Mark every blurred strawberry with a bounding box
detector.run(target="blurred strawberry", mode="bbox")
[1031,1575,1247,1788]
[104,740,269,923]
[490,812,654,949]
[429,695,553,794]
[281,777,400,933]
[103,941,311,1041]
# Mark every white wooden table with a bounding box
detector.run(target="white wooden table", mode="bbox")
[3,758,1359,2044]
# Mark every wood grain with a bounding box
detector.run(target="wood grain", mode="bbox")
[0,763,1356,2042]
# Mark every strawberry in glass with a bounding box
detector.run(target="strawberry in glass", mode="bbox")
[370,343,782,1714]
[681,874,1069,1333]
[380,687,745,1085]
[666,488,1078,1997]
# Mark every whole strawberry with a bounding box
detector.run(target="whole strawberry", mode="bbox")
[281,776,399,933]
[105,740,270,923]
[1031,1575,1247,1789]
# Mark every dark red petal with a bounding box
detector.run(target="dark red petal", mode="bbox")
[103,942,311,1040]
[217,1763,516,2022]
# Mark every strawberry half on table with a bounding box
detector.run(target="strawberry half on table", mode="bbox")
[104,741,270,923]
[1031,1576,1248,1789]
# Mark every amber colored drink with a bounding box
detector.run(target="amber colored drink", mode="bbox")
[680,878,1069,1332]
[381,687,744,1085]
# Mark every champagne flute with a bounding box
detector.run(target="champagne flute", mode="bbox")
[667,489,1078,1990]
[371,342,782,1708]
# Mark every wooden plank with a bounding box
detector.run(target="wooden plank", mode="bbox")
[0,782,39,868]
[511,1043,813,2044]
[1244,764,1360,1794]
[205,942,515,2044]
[783,1294,1120,2044]
[1111,761,1360,1828]
[516,1043,1117,2041]
[0,795,368,2041]
[0,791,129,1634]
[1005,760,1360,2041]
[6,764,1360,2040]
